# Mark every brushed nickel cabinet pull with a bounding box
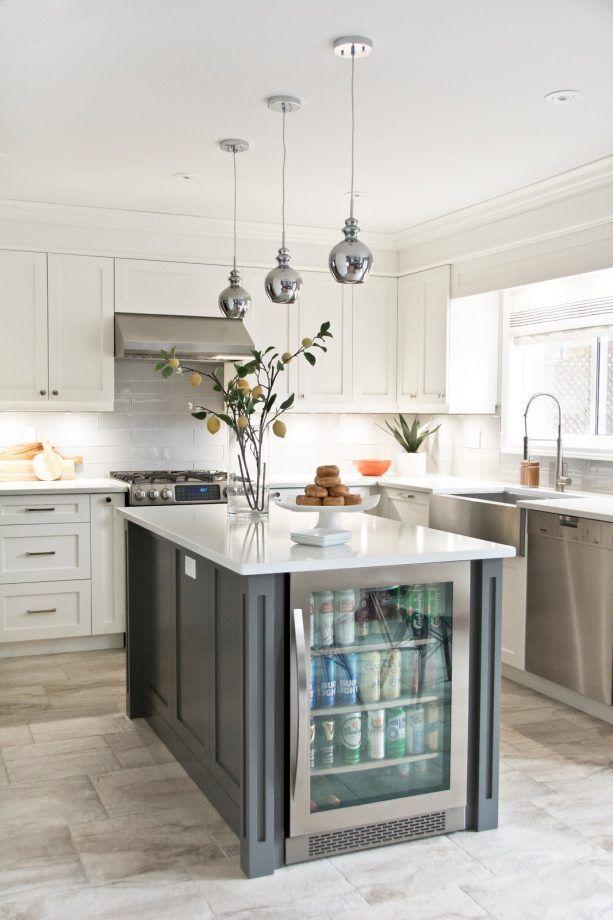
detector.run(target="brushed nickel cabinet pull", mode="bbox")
[26,607,57,614]
[25,507,56,512]
[25,551,56,557]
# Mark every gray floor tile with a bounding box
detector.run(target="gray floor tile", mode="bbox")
[91,761,209,817]
[3,734,120,785]
[328,885,490,919]
[43,882,212,920]
[0,826,86,895]
[29,712,134,743]
[0,775,107,834]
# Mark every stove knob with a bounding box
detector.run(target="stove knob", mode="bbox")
[147,489,160,500]
[133,489,146,501]
[161,489,172,500]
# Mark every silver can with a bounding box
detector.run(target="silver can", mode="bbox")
[355,589,369,639]
[381,649,401,700]
[400,647,421,696]
[406,704,425,755]
[309,593,315,649]
[357,651,381,703]
[333,589,356,646]
[367,709,386,759]
[312,591,334,648]
[425,701,440,752]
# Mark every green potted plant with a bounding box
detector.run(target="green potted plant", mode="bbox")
[379,414,440,476]
[156,322,332,518]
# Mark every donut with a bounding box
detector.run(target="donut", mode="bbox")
[316,465,340,478]
[343,494,362,505]
[296,495,322,506]
[306,484,328,498]
[323,496,345,506]
[315,475,341,488]
[328,484,349,497]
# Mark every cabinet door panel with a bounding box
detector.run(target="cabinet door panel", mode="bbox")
[176,551,212,764]
[397,273,420,403]
[421,267,449,402]
[0,250,48,406]
[144,536,176,722]
[210,565,243,800]
[91,493,126,635]
[48,254,114,410]
[115,258,224,317]
[298,273,350,405]
[353,277,397,406]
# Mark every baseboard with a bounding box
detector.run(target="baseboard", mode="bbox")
[0,633,125,658]
[503,663,613,725]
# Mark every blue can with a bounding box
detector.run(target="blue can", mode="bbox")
[314,655,336,707]
[336,653,358,706]
[310,657,316,708]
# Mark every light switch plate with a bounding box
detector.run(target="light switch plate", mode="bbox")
[184,556,196,579]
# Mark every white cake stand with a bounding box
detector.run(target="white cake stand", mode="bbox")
[276,494,380,546]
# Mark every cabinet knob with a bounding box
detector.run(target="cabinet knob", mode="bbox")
[52,389,59,396]
[39,389,47,396]
[105,496,112,503]
[409,392,417,399]
[438,392,445,399]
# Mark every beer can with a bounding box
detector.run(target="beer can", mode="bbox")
[408,586,428,641]
[385,706,407,758]
[333,589,356,646]
[309,718,316,769]
[314,655,336,707]
[406,704,425,754]
[367,709,385,759]
[425,701,440,752]
[339,712,361,764]
[316,717,335,768]
[400,647,420,696]
[309,594,315,648]
[309,657,316,708]
[336,653,359,706]
[312,591,334,648]
[381,648,401,700]
[354,589,369,639]
[367,590,386,637]
[357,650,381,703]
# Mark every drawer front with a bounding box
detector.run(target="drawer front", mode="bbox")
[0,524,91,584]
[0,494,90,526]
[0,581,92,642]
[384,488,430,507]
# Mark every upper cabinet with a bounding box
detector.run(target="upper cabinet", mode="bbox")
[447,291,500,414]
[0,251,114,411]
[397,265,450,413]
[352,276,397,409]
[115,258,226,317]
[296,271,352,409]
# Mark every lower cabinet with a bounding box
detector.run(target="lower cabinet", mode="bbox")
[378,487,430,526]
[0,581,92,642]
[501,556,527,670]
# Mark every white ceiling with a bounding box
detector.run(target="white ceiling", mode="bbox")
[1,0,613,235]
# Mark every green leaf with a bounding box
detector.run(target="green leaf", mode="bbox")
[276,360,284,371]
[321,321,330,332]
[154,361,166,371]
[217,414,234,427]
[191,411,207,420]
[263,346,275,355]
[160,349,169,359]
[280,393,295,410]
[304,352,316,366]
[265,393,277,412]
[213,384,222,392]
[161,366,173,379]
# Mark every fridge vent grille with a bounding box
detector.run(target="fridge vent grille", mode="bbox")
[307,811,446,858]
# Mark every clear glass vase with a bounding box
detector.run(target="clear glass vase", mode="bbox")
[227,424,270,519]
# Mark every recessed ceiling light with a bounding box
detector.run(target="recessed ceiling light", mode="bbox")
[171,172,201,181]
[544,90,582,105]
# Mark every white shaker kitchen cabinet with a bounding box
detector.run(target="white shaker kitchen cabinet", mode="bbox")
[397,265,450,413]
[242,267,299,399]
[296,271,352,409]
[90,493,126,635]
[352,276,397,408]
[0,250,49,407]
[501,555,527,670]
[379,487,430,526]
[47,254,114,410]
[115,258,226,317]
[447,291,500,414]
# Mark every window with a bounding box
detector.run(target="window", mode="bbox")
[502,268,613,455]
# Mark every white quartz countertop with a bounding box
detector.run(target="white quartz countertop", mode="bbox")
[117,504,515,576]
[0,477,128,495]
[517,493,613,522]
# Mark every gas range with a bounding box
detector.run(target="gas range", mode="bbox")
[110,470,228,506]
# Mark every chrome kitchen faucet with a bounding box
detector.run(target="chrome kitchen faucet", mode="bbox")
[523,392,572,492]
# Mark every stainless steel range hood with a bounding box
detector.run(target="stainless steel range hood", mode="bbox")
[115,312,255,362]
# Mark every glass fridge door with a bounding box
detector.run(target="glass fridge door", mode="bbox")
[289,563,470,837]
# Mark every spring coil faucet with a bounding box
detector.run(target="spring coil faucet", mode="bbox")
[523,392,572,492]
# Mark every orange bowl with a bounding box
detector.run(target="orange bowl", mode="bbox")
[352,459,392,477]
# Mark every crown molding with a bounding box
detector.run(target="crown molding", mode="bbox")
[394,154,613,251]
[0,198,399,252]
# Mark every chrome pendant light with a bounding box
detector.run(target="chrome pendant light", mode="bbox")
[218,139,252,319]
[329,36,374,285]
[265,95,303,305]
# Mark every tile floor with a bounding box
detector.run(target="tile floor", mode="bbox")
[0,650,612,919]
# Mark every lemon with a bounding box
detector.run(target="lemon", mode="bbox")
[168,357,180,369]
[251,384,264,399]
[190,372,202,387]
[272,419,287,438]
[301,337,313,348]
[237,415,249,430]
[237,377,250,391]
[281,352,293,364]
[206,415,221,434]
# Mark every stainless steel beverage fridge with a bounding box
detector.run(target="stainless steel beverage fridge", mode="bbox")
[286,562,471,863]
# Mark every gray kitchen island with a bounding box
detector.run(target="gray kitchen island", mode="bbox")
[119,504,514,878]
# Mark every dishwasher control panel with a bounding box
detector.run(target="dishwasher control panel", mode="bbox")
[528,510,613,547]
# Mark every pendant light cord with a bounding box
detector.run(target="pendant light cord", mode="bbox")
[350,45,355,220]
[281,104,287,250]
[232,148,238,272]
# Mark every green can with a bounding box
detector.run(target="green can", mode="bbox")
[339,712,362,764]
[385,706,406,759]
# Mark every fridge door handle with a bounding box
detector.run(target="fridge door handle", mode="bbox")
[292,607,307,799]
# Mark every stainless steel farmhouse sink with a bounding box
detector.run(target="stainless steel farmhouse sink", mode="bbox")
[429,489,570,555]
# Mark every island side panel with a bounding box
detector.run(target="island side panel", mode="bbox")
[466,557,503,831]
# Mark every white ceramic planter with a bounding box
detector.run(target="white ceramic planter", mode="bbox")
[395,451,427,476]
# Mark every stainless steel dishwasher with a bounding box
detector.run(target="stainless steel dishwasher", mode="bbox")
[525,510,613,705]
